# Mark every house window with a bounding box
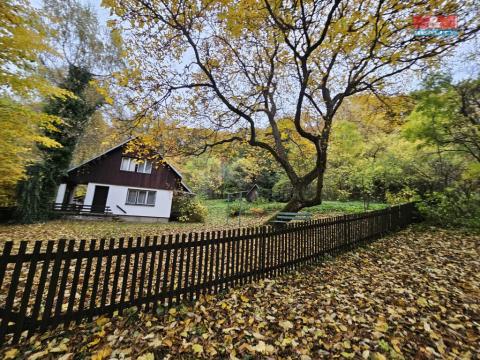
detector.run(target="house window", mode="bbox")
[120,157,136,172]
[136,160,152,174]
[126,189,156,206]
[120,157,152,174]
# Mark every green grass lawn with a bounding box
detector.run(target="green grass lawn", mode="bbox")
[306,200,386,214]
[0,199,386,242]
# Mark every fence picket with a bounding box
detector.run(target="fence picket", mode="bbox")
[176,234,185,303]
[29,241,54,335]
[110,238,124,316]
[214,231,221,293]
[130,237,141,307]
[55,240,75,321]
[152,235,166,311]
[13,241,42,343]
[225,230,232,289]
[196,232,204,299]
[119,237,133,314]
[138,237,150,308]
[208,231,215,293]
[101,239,115,311]
[65,240,85,327]
[183,233,192,299]
[0,241,27,342]
[168,234,180,306]
[190,233,198,301]
[88,238,105,322]
[145,236,158,311]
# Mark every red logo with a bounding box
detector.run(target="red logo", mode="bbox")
[413,15,458,30]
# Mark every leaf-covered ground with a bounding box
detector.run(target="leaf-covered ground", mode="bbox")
[2,226,478,359]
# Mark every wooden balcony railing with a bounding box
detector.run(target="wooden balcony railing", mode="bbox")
[52,203,113,216]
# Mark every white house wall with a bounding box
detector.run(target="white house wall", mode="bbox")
[55,183,67,204]
[84,182,173,218]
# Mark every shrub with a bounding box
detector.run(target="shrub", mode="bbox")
[228,201,247,217]
[171,195,208,223]
[272,178,292,202]
[385,187,420,205]
[336,189,351,202]
[417,190,480,229]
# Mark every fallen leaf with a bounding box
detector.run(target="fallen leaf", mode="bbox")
[49,343,68,353]
[87,337,101,348]
[279,320,294,330]
[96,317,109,327]
[3,349,19,360]
[137,353,154,360]
[91,346,112,360]
[192,344,203,354]
[252,341,275,354]
[4,349,19,360]
[416,297,428,307]
[375,320,389,333]
[372,352,387,360]
[27,350,48,360]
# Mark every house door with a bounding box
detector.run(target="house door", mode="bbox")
[91,186,109,213]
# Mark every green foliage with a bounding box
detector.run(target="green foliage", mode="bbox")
[271,176,293,202]
[182,156,223,197]
[385,188,420,205]
[398,73,480,228]
[225,199,284,217]
[171,195,208,223]
[418,190,480,229]
[227,201,247,217]
[16,66,102,223]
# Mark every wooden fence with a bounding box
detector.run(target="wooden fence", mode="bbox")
[0,203,416,344]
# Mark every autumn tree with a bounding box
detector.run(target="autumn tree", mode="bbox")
[105,0,479,211]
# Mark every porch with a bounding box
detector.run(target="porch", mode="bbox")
[52,202,113,216]
[54,182,113,216]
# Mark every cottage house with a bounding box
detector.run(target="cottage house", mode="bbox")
[55,139,192,222]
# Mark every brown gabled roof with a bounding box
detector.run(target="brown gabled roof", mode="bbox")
[68,138,193,193]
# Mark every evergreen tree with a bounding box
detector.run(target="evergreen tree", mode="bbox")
[16,65,102,222]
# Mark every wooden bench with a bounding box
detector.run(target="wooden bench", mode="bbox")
[270,211,312,224]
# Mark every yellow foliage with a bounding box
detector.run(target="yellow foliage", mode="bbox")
[0,98,62,203]
[0,0,69,99]
[0,0,69,203]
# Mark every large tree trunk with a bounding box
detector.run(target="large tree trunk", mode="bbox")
[278,152,328,214]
